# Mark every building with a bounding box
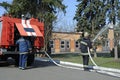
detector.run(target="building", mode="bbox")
[50,32,82,54]
[50,28,114,54]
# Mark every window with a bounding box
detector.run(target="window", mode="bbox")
[61,40,65,48]
[66,41,70,48]
[49,40,54,48]
[75,41,79,48]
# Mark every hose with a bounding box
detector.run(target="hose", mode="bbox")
[88,47,98,67]
[87,47,120,78]
[44,51,83,70]
[43,50,120,78]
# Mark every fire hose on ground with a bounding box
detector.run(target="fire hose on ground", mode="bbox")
[41,48,120,78]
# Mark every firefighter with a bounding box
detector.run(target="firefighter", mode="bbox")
[80,32,92,71]
[16,36,32,70]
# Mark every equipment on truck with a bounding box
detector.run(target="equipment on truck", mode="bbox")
[0,15,44,66]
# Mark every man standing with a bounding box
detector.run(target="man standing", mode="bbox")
[16,37,32,70]
[80,32,92,71]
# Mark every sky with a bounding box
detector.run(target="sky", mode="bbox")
[0,0,12,15]
[55,0,78,32]
[0,0,78,32]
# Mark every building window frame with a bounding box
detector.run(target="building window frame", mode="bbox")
[49,40,54,49]
[66,40,70,49]
[75,41,79,48]
[60,40,65,49]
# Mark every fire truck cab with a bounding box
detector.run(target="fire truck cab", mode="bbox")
[0,15,44,66]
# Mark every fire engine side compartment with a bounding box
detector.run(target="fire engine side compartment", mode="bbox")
[0,16,15,48]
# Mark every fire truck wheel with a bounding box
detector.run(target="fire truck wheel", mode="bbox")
[27,54,35,66]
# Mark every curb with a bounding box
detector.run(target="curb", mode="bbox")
[60,61,120,73]
[36,58,120,73]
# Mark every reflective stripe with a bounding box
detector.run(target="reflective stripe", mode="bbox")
[22,20,27,28]
[26,20,37,36]
[22,19,32,36]
[20,52,28,54]
[26,32,32,36]
[80,52,89,55]
[26,20,32,28]
[80,41,87,45]
[22,19,36,36]
[83,65,89,68]
[32,32,36,36]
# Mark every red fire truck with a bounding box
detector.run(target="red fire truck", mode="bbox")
[0,15,44,66]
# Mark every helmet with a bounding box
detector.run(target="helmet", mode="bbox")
[84,32,89,37]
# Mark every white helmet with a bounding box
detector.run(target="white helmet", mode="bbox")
[84,32,89,37]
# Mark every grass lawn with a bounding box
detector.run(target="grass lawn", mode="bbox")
[51,53,120,69]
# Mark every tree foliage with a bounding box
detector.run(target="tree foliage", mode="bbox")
[106,0,120,24]
[74,0,120,59]
[74,0,120,36]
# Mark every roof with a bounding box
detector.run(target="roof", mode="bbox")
[52,31,82,35]
[51,31,82,40]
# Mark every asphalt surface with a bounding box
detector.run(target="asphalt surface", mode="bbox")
[0,59,119,80]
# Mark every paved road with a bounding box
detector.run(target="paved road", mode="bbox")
[0,59,119,80]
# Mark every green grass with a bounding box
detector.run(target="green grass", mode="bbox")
[51,54,120,69]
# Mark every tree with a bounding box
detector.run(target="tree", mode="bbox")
[105,0,120,59]
[74,0,106,36]
[74,0,120,59]
[0,0,66,51]
[105,0,120,24]
[74,0,120,35]
[0,2,11,13]
[112,23,120,59]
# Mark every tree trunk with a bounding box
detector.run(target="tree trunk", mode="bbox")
[114,45,118,60]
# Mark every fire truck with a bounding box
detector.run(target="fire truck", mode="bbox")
[0,15,44,66]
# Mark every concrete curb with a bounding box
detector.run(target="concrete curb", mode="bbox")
[36,58,120,73]
[60,61,120,73]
